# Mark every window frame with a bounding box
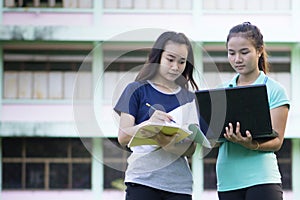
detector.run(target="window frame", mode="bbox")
[2,137,92,190]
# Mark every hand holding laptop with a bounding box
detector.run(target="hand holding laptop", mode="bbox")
[195,84,278,141]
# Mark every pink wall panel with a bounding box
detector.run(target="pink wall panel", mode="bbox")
[3,13,93,26]
[2,191,95,200]
[101,13,193,29]
[1,104,74,122]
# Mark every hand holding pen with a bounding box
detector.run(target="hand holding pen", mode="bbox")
[146,103,176,124]
[145,103,179,147]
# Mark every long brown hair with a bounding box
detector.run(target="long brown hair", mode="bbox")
[226,22,269,73]
[135,31,198,90]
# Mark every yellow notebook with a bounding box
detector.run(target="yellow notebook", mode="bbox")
[128,123,192,147]
[128,100,211,148]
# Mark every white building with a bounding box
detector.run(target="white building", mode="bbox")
[0,0,299,200]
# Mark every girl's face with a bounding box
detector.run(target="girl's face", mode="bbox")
[156,41,188,84]
[227,36,261,76]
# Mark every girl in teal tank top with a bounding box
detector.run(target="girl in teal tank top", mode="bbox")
[217,22,290,200]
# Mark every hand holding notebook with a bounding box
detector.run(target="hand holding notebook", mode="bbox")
[128,100,211,148]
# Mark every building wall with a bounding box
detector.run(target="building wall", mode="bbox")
[0,0,300,200]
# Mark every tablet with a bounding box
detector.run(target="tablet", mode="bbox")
[195,84,278,141]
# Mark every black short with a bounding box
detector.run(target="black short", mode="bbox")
[125,182,192,200]
[218,183,283,200]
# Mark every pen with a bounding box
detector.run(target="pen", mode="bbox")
[145,103,176,123]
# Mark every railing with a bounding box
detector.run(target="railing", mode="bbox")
[3,0,293,12]
[103,0,192,10]
[4,0,93,8]
[3,71,291,101]
[3,71,92,100]
[202,0,291,11]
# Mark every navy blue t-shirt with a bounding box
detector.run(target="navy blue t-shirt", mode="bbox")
[114,81,196,125]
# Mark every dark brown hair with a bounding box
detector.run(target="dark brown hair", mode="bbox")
[135,31,198,90]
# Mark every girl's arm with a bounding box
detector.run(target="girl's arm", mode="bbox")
[255,105,289,151]
[118,112,143,147]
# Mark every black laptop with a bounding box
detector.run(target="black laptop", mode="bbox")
[195,84,278,141]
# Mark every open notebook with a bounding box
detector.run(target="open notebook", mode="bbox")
[128,100,211,148]
[195,84,278,141]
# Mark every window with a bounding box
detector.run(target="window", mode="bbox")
[104,48,149,72]
[103,138,130,189]
[103,0,192,10]
[276,139,292,189]
[2,138,92,190]
[3,48,92,100]
[4,0,93,8]
[202,0,291,11]
[103,48,148,102]
[203,148,218,189]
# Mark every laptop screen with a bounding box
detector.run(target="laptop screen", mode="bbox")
[195,84,275,141]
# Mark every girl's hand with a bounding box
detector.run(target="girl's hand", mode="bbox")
[136,110,177,145]
[224,122,260,150]
[152,133,195,157]
[145,110,196,156]
[151,132,178,147]
[148,123,193,156]
[148,110,175,124]
[138,128,157,138]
